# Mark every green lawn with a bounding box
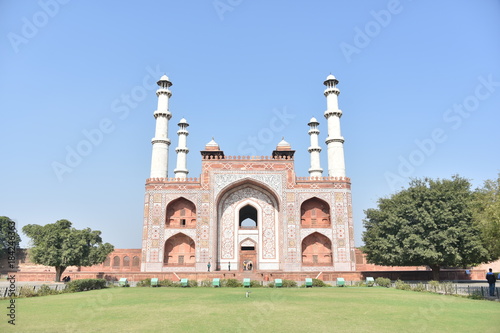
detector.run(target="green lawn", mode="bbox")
[1,287,499,332]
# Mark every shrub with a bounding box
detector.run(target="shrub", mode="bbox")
[354,281,366,287]
[429,280,440,291]
[366,280,375,287]
[67,279,106,292]
[37,284,59,296]
[136,278,151,287]
[250,280,262,288]
[468,290,484,300]
[188,280,198,287]
[224,279,242,288]
[375,277,391,288]
[160,279,180,287]
[282,279,297,288]
[395,279,411,291]
[312,279,327,287]
[441,282,455,295]
[200,279,212,287]
[412,282,426,292]
[19,286,37,298]
[267,282,275,288]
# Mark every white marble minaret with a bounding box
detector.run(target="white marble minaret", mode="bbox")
[323,74,346,178]
[150,75,172,178]
[308,117,323,178]
[174,118,189,179]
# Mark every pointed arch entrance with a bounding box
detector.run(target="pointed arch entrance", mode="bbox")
[239,238,257,271]
[216,182,280,271]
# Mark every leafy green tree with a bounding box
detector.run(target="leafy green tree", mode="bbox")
[362,176,489,280]
[1,216,21,263]
[22,219,114,282]
[472,174,500,261]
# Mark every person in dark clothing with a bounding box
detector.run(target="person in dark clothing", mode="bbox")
[207,262,211,272]
[486,268,497,296]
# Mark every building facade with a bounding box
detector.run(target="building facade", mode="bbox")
[141,74,356,273]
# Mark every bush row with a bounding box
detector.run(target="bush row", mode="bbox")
[66,278,107,292]
[136,278,335,288]
[2,279,108,299]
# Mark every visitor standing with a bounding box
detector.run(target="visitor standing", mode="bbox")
[207,262,211,272]
[228,262,231,271]
[486,268,497,296]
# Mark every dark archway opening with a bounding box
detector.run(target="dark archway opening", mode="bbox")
[239,205,257,227]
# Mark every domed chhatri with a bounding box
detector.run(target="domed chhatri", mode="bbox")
[156,74,173,87]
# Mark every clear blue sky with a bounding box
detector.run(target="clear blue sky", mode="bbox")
[1,1,499,249]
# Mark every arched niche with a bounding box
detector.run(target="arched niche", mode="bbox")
[166,197,197,228]
[300,197,331,228]
[301,232,332,266]
[164,233,196,266]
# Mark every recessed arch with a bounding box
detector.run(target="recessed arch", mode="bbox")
[300,197,331,228]
[301,232,332,266]
[123,256,130,266]
[215,178,280,210]
[166,197,197,228]
[112,256,120,267]
[132,256,140,267]
[164,233,196,266]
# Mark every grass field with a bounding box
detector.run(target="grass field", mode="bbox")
[1,287,499,332]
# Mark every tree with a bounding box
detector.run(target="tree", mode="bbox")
[362,176,489,280]
[472,174,500,262]
[22,219,114,282]
[0,216,21,263]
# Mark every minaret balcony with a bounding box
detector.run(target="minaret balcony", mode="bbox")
[151,138,171,145]
[324,109,342,118]
[323,87,340,97]
[325,137,345,144]
[156,88,172,97]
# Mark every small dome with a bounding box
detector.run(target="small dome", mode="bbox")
[179,118,188,124]
[277,137,290,147]
[309,117,318,123]
[157,74,172,87]
[326,74,336,81]
[206,137,218,147]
